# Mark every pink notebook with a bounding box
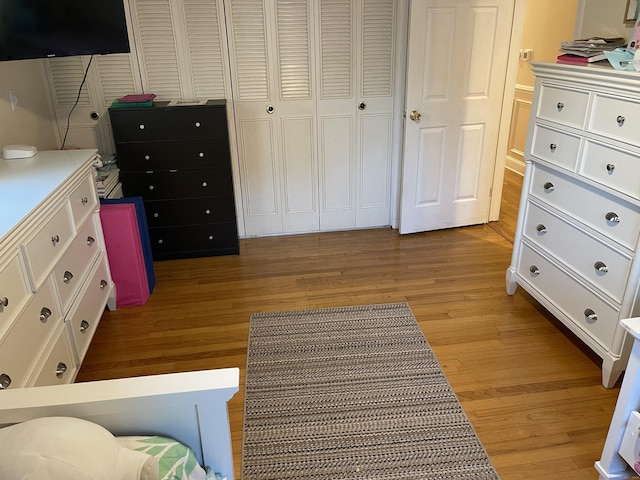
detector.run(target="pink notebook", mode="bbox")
[116,93,157,103]
[100,204,150,307]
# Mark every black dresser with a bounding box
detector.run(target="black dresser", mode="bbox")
[109,100,239,260]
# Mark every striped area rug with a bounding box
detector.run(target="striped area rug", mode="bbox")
[242,302,499,479]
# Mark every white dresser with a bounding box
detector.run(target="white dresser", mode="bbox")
[0,149,116,389]
[507,62,640,388]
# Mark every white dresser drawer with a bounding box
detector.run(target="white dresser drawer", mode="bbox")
[530,164,640,250]
[589,94,640,147]
[537,83,589,129]
[0,253,30,332]
[66,255,111,363]
[581,140,640,200]
[523,201,632,303]
[52,215,101,314]
[518,244,619,351]
[70,173,98,228]
[0,278,61,389]
[531,124,581,170]
[31,327,76,387]
[21,202,74,291]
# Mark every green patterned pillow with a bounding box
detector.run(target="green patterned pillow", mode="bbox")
[116,436,223,480]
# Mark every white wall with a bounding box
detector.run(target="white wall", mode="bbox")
[0,60,58,151]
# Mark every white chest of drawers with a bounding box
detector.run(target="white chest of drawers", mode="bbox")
[0,150,116,389]
[507,62,640,388]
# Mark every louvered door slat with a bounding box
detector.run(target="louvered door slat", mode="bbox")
[362,0,394,97]
[230,0,270,101]
[319,0,352,99]
[47,58,92,108]
[96,54,139,105]
[276,0,311,100]
[184,0,226,100]
[134,0,182,99]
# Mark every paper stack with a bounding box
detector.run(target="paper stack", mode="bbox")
[558,37,627,64]
[95,154,121,198]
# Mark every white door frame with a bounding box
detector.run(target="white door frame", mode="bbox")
[389,0,526,228]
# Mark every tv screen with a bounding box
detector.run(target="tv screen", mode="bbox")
[0,0,130,61]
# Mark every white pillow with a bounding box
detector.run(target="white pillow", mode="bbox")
[0,417,158,480]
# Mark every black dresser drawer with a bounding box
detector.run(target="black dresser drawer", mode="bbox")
[109,100,228,142]
[115,138,231,172]
[145,196,237,227]
[121,169,234,200]
[149,223,239,260]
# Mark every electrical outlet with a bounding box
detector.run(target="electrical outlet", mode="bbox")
[9,90,18,111]
[523,49,534,61]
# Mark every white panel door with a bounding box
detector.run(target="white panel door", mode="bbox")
[227,0,317,236]
[399,0,515,234]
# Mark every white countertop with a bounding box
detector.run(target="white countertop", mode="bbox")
[0,149,97,241]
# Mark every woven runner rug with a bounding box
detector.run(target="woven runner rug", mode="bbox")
[242,302,499,480]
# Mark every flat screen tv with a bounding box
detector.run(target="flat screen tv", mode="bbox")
[0,0,130,61]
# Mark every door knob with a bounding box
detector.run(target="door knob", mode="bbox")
[409,110,422,121]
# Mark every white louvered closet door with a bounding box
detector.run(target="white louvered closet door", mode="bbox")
[316,0,396,231]
[226,0,317,236]
[45,54,141,154]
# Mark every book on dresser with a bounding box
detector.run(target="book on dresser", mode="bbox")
[506,62,640,388]
[108,99,240,261]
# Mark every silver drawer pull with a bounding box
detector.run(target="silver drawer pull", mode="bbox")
[153,212,159,218]
[606,164,615,173]
[139,124,145,130]
[549,143,557,152]
[543,182,555,192]
[80,320,90,333]
[149,185,155,190]
[195,121,201,127]
[605,212,620,224]
[536,224,547,234]
[86,236,95,246]
[81,196,89,205]
[56,362,68,378]
[199,152,205,158]
[0,373,11,389]
[617,115,625,126]
[39,307,52,322]
[63,271,74,284]
[584,309,598,322]
[594,261,609,273]
[99,279,108,289]
[51,235,60,246]
[557,102,564,111]
[0,297,8,308]
[529,265,540,276]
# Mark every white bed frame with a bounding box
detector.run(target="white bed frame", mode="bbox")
[596,318,640,479]
[0,368,239,480]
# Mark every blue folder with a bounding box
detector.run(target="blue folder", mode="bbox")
[100,196,155,294]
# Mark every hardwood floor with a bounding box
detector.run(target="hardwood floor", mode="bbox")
[78,168,619,479]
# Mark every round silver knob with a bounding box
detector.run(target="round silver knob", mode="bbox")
[51,235,60,246]
[617,115,625,126]
[606,164,615,173]
[556,102,564,111]
[529,265,540,276]
[99,280,108,289]
[149,185,155,190]
[605,212,620,224]
[266,105,275,114]
[0,297,8,308]
[144,155,150,160]
[63,271,73,284]
[0,373,11,389]
[549,143,557,152]
[199,152,205,158]
[543,182,555,192]
[139,124,145,130]
[205,209,211,215]
[594,261,608,273]
[358,102,366,110]
[202,182,208,187]
[39,307,52,322]
[56,362,68,378]
[536,224,547,234]
[86,236,95,246]
[584,309,598,322]
[195,121,201,127]
[208,235,214,241]
[154,212,159,218]
[80,320,90,333]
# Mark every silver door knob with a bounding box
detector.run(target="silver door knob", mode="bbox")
[266,105,274,114]
[409,110,422,121]
[358,102,366,110]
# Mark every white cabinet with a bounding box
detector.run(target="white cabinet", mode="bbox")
[0,150,116,389]
[507,62,640,388]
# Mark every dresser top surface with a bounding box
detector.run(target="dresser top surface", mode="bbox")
[0,149,96,241]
